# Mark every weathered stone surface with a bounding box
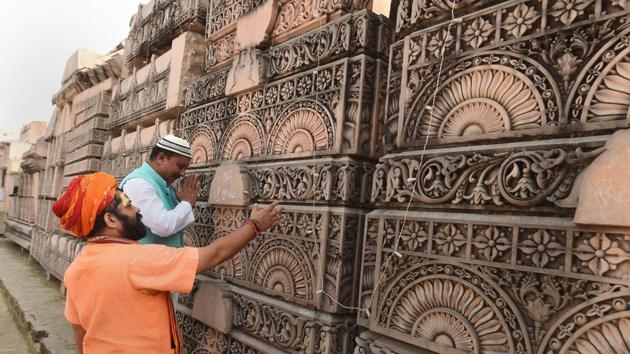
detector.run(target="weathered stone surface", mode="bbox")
[574,129,630,227]
[235,0,278,49]
[225,48,267,96]
[179,277,356,354]
[208,162,251,206]
[191,278,233,334]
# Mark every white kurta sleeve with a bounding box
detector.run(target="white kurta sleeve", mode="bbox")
[122,178,196,237]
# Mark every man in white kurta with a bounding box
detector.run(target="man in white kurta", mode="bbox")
[120,134,199,248]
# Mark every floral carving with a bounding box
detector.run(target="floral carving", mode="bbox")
[433,224,466,256]
[587,59,630,122]
[381,266,530,354]
[550,0,593,26]
[472,226,511,262]
[503,4,539,39]
[462,18,494,49]
[519,230,564,268]
[564,318,630,353]
[427,29,454,58]
[254,247,308,297]
[372,146,602,208]
[400,221,428,252]
[415,66,544,139]
[574,233,629,276]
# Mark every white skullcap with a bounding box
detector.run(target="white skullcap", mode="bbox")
[156,134,192,158]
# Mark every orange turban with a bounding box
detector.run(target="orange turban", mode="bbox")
[52,172,117,238]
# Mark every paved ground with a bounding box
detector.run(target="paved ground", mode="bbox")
[0,238,76,353]
[0,288,31,353]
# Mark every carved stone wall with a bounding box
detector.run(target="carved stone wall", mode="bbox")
[356,1,630,353]
[10,0,630,353]
[177,1,389,353]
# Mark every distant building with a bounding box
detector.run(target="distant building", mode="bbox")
[3,121,48,248]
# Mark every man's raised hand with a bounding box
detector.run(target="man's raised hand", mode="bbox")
[176,174,200,206]
[250,202,283,232]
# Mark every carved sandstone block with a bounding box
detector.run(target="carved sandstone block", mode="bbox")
[187,204,364,314]
[207,162,251,206]
[359,210,630,353]
[225,48,267,96]
[191,278,233,334]
[574,129,630,228]
[235,0,278,49]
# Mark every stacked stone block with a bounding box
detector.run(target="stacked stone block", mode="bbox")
[355,1,630,353]
[177,1,389,353]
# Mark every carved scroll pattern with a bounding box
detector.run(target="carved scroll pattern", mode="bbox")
[207,0,264,37]
[110,63,169,128]
[371,145,603,209]
[185,69,229,108]
[126,0,207,63]
[251,159,372,204]
[233,295,355,354]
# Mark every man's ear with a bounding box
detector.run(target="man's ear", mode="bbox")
[103,212,119,229]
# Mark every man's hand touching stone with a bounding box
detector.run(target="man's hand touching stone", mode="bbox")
[176,174,200,206]
[250,202,283,232]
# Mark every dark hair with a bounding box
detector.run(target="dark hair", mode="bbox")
[88,192,124,237]
[149,146,177,161]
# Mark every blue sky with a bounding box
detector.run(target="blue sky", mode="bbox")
[0,0,140,134]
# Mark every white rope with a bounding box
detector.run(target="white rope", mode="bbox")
[316,4,458,317]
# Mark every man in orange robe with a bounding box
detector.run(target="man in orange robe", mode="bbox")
[52,172,282,353]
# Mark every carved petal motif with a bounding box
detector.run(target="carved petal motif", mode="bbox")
[254,247,308,298]
[589,60,630,122]
[271,108,329,155]
[190,131,215,164]
[417,66,543,139]
[565,318,630,353]
[222,120,263,160]
[389,278,510,353]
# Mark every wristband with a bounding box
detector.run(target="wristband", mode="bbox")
[249,218,262,233]
[244,220,261,237]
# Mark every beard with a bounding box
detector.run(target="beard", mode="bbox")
[118,212,146,241]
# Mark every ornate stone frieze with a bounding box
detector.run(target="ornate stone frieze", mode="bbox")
[233,294,356,354]
[109,60,170,129]
[185,68,229,108]
[249,157,373,204]
[125,0,207,64]
[388,2,630,150]
[206,33,239,70]
[271,0,371,41]
[187,205,363,314]
[187,156,372,205]
[182,55,384,160]
[371,139,605,211]
[358,210,630,353]
[207,0,265,40]
[177,285,356,354]
[268,10,387,79]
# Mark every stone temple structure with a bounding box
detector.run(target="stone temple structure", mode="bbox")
[5,0,630,353]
